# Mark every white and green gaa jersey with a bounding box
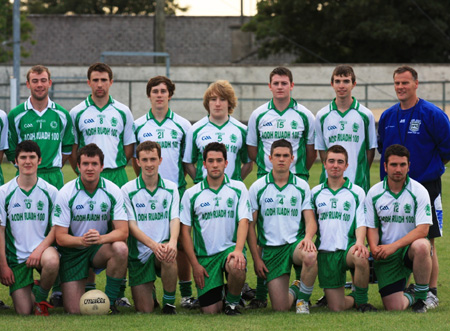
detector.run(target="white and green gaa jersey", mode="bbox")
[134,109,191,189]
[365,176,432,245]
[315,98,377,192]
[0,109,9,185]
[311,178,365,251]
[6,97,74,169]
[0,177,57,264]
[183,116,250,183]
[122,175,179,263]
[53,177,127,243]
[249,172,311,247]
[247,98,315,178]
[70,95,136,169]
[180,175,251,257]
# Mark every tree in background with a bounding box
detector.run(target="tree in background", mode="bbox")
[243,0,450,63]
[0,0,34,63]
[27,0,188,15]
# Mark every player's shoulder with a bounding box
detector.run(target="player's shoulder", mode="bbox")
[251,102,271,116]
[160,177,179,191]
[366,180,385,197]
[184,181,203,199]
[70,98,90,114]
[228,178,248,191]
[134,113,148,127]
[310,183,324,196]
[228,116,247,130]
[347,181,366,197]
[191,116,209,130]
[8,102,27,118]
[291,174,310,190]
[111,98,132,114]
[51,101,69,114]
[0,177,19,195]
[380,104,398,120]
[100,177,122,193]
[0,109,7,120]
[249,175,267,191]
[316,103,332,118]
[171,111,191,126]
[354,100,374,117]
[36,177,59,195]
[293,101,314,117]
[58,178,79,196]
[407,177,430,197]
[121,177,138,194]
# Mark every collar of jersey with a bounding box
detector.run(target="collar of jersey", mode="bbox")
[147,108,174,126]
[86,95,114,111]
[267,171,295,191]
[18,177,39,197]
[208,115,230,130]
[322,177,351,195]
[268,98,297,115]
[76,176,105,197]
[330,97,359,117]
[201,174,230,194]
[383,175,410,198]
[25,96,55,112]
[136,174,165,196]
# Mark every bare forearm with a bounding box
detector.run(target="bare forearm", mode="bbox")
[181,225,200,267]
[235,219,249,252]
[241,162,253,180]
[184,163,196,181]
[367,149,375,168]
[247,145,257,162]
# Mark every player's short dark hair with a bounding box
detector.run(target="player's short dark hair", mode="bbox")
[203,142,227,161]
[270,66,293,83]
[325,145,348,164]
[384,144,410,163]
[136,141,161,159]
[203,80,237,115]
[270,139,293,156]
[27,65,51,82]
[77,143,105,166]
[87,62,113,80]
[331,65,356,84]
[393,65,418,81]
[15,140,41,160]
[146,76,175,98]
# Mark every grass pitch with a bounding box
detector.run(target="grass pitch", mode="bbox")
[0,162,449,330]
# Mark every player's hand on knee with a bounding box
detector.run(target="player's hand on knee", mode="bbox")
[298,238,317,253]
[351,243,369,259]
[227,250,246,270]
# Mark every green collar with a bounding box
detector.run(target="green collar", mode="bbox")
[87,95,114,111]
[201,174,230,194]
[268,98,297,114]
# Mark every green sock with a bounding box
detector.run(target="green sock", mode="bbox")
[255,277,268,301]
[34,285,50,303]
[414,283,429,301]
[105,276,122,306]
[226,292,241,306]
[52,274,61,293]
[297,281,313,302]
[117,279,127,298]
[294,266,301,281]
[163,290,176,306]
[85,282,96,292]
[404,292,414,307]
[354,285,369,306]
[289,284,301,301]
[179,281,192,298]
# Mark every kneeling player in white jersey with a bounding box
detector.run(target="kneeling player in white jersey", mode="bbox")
[366,144,432,313]
[248,139,317,314]
[122,141,180,314]
[0,141,59,315]
[181,142,251,315]
[311,145,376,312]
[54,144,129,314]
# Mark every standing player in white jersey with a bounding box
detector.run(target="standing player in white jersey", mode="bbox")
[247,139,317,314]
[247,66,315,181]
[0,109,8,186]
[7,65,74,189]
[70,62,135,187]
[311,145,376,312]
[184,80,252,183]
[181,142,251,315]
[315,65,377,193]
[122,141,180,314]
[0,141,59,315]
[133,76,196,308]
[54,144,129,314]
[366,144,432,313]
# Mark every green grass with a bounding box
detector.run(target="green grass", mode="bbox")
[0,162,449,330]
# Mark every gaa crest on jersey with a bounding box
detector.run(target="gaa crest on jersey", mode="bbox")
[171,130,178,139]
[343,201,351,211]
[25,199,32,209]
[331,198,338,209]
[409,119,421,133]
[54,204,62,217]
[230,134,237,143]
[100,202,108,212]
[111,117,118,127]
[163,199,168,209]
[37,200,44,211]
[290,196,297,206]
[89,200,96,211]
[352,123,359,133]
[226,198,233,208]
[404,203,412,214]
[290,120,298,130]
[50,121,58,129]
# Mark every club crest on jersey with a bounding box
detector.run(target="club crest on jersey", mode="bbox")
[343,201,351,211]
[352,123,359,133]
[54,204,62,217]
[404,204,412,213]
[89,201,96,211]
[409,119,421,133]
[290,196,297,206]
[227,198,233,208]
[230,134,237,143]
[111,117,118,127]
[50,121,58,129]
[425,204,431,216]
[290,120,298,130]
[100,202,109,212]
[37,200,44,211]
[171,130,178,139]
[25,199,32,209]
